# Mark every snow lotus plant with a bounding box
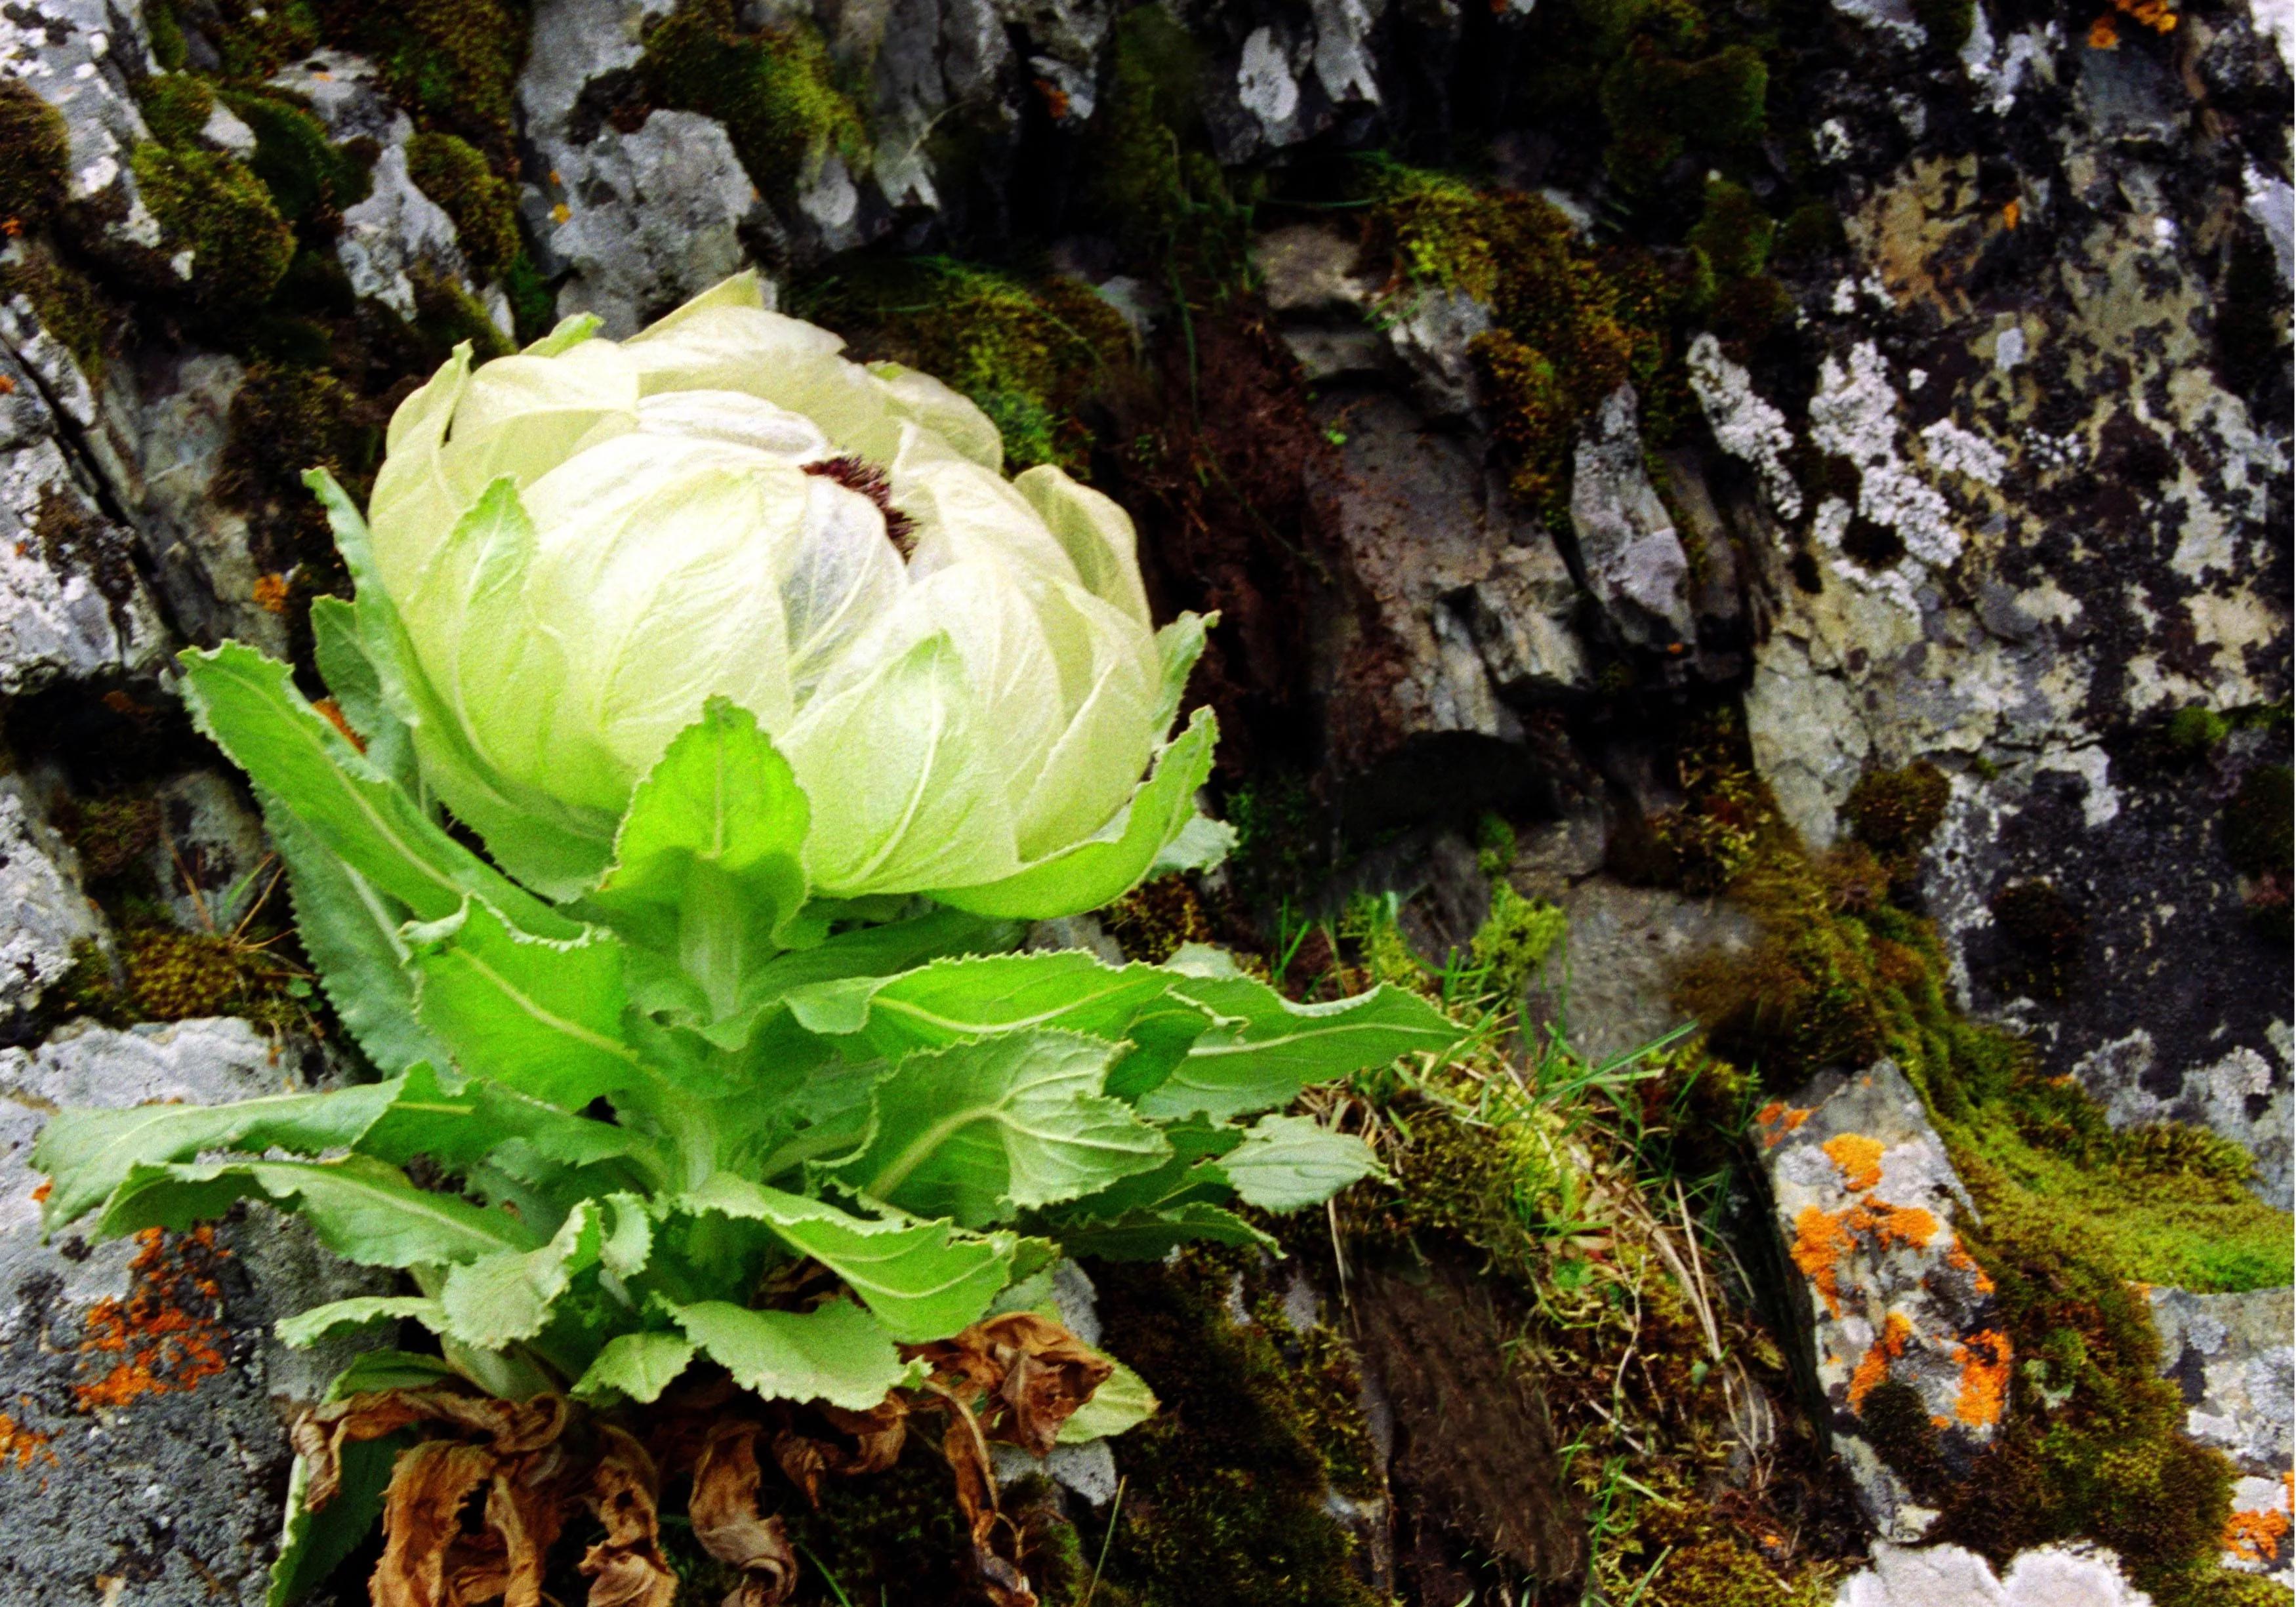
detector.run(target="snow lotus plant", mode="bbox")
[32,279,1464,1607]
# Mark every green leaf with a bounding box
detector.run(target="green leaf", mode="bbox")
[1050,1203,1275,1261]
[1219,1114,1383,1211]
[1140,973,1461,1122]
[782,952,1208,1072]
[672,1297,916,1411]
[99,1156,535,1267]
[438,1197,604,1348]
[308,594,421,795]
[276,1295,445,1349]
[323,1349,462,1398]
[269,1423,406,1607]
[175,640,575,938]
[306,469,617,901]
[932,706,1218,920]
[359,1064,660,1189]
[597,1192,653,1278]
[586,699,811,1021]
[571,1331,696,1405]
[407,897,649,1107]
[678,1177,1014,1343]
[845,1031,1169,1227]
[33,1077,403,1228]
[1044,1121,1241,1221]
[265,803,448,1074]
[1058,1358,1158,1444]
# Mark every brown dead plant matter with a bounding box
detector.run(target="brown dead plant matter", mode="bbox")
[293,1313,1112,1607]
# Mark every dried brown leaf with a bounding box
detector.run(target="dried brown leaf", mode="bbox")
[691,1420,798,1607]
[372,1440,495,1607]
[579,1425,676,1607]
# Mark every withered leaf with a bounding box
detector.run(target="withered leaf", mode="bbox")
[373,1440,495,1607]
[579,1425,677,1607]
[691,1420,799,1607]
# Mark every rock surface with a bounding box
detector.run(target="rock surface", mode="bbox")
[0,1021,383,1607]
[1760,1059,2008,1541]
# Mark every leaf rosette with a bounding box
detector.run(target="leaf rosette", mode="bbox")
[31,279,1467,1606]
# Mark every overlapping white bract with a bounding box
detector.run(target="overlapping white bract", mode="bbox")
[367,272,1193,903]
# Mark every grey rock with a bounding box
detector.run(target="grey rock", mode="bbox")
[195,98,256,155]
[0,347,169,695]
[2065,1027,2292,1210]
[1464,536,1591,700]
[853,0,1016,218]
[0,1,170,272]
[1254,222,1376,317]
[1835,1541,2159,1606]
[2148,1285,2293,1480]
[1570,384,1696,650]
[1204,0,1388,163]
[1524,876,1756,1067]
[267,49,414,146]
[336,144,475,321]
[0,1019,389,1607]
[520,0,673,139]
[526,111,766,337]
[0,779,102,1021]
[1385,287,1492,419]
[132,350,289,657]
[1760,1059,2005,1543]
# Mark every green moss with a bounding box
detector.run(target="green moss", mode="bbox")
[137,72,216,149]
[410,266,513,361]
[638,0,867,196]
[0,77,70,228]
[56,794,163,882]
[131,143,297,308]
[146,2,191,71]
[173,0,322,84]
[1474,811,1519,878]
[316,0,531,160]
[0,241,117,381]
[1599,40,1767,193]
[216,360,379,553]
[1364,161,1687,516]
[1686,177,1788,342]
[1471,882,1569,1006]
[1082,1251,1386,1607]
[217,90,373,231]
[499,253,559,344]
[122,928,247,1021]
[1842,760,1952,861]
[1773,201,1843,266]
[403,131,522,278]
[796,257,1132,474]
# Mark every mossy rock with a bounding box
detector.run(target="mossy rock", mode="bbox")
[0,241,118,381]
[217,89,374,232]
[130,142,297,308]
[0,77,71,228]
[314,0,532,161]
[403,130,522,277]
[638,0,867,197]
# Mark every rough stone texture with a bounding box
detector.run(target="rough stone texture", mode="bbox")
[0,777,102,1023]
[1835,1541,2158,1606]
[0,1020,385,1607]
[2150,1285,2295,1580]
[0,0,171,276]
[1760,1059,2008,1541]
[1523,878,1757,1068]
[1570,384,1696,651]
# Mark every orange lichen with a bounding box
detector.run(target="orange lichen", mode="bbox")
[1792,1206,1853,1315]
[2226,1504,2290,1566]
[0,1412,55,1471]
[2001,200,2020,230]
[1952,1329,2013,1427]
[73,1227,232,1412]
[1871,1204,1940,1250]
[1945,1242,1996,1293]
[2087,13,2121,45]
[251,572,290,614]
[2111,0,2177,29]
[1755,1103,1813,1148]
[1849,1311,1914,1412]
[1823,1133,1887,1192]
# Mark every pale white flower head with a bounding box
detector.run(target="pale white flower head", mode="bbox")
[364,273,1210,908]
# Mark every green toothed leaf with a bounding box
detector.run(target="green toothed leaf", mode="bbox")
[672,1297,917,1411]
[1218,1113,1384,1211]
